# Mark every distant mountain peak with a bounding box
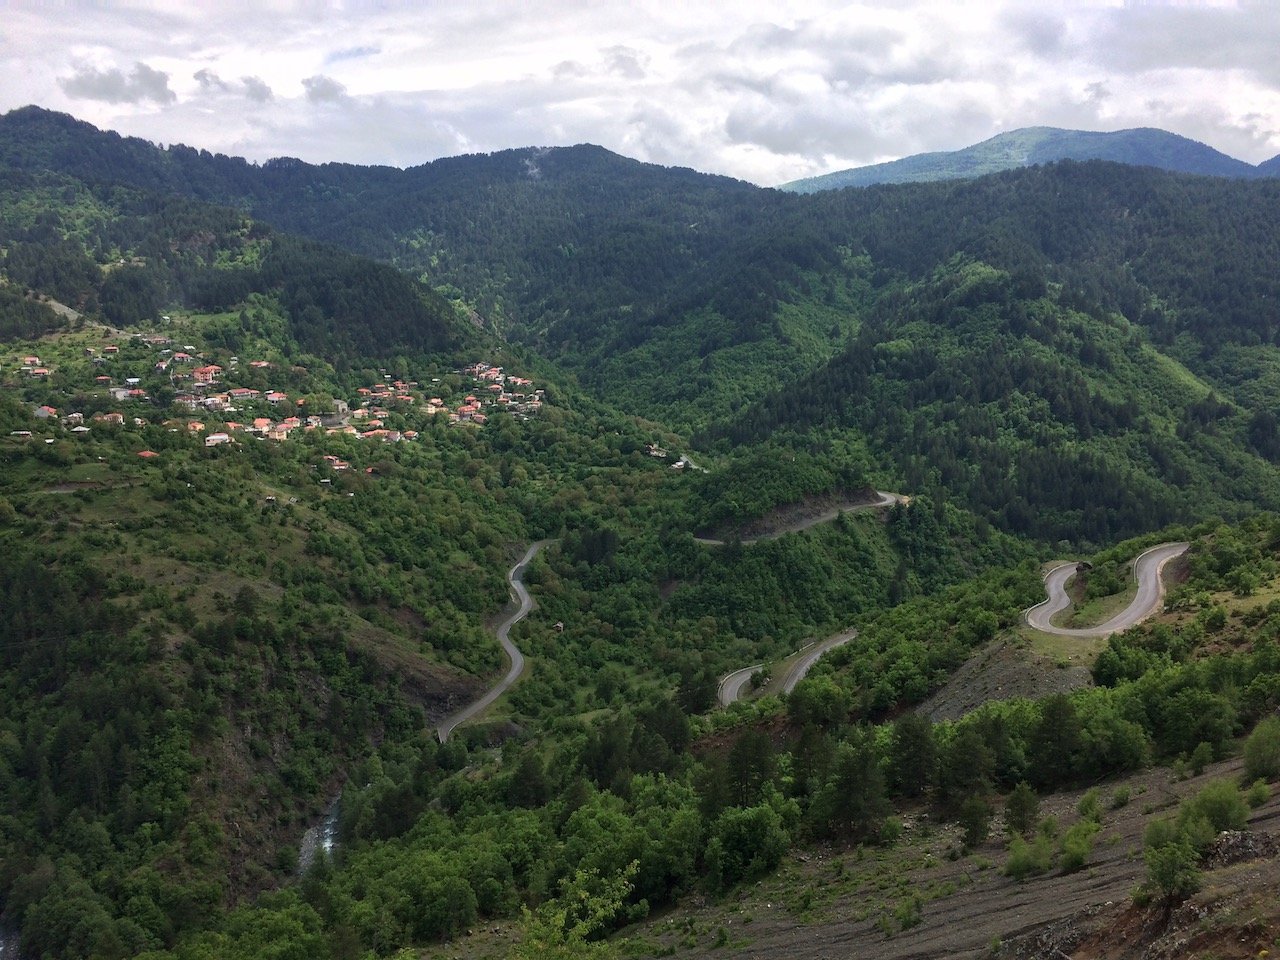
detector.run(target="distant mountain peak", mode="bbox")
[780,126,1270,193]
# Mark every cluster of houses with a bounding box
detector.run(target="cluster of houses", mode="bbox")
[435,363,543,424]
[10,336,546,458]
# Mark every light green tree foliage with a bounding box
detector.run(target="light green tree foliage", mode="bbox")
[1059,820,1100,873]
[511,863,636,960]
[1142,777,1249,909]
[1144,839,1200,908]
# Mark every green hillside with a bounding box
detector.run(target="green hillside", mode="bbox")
[710,260,1280,545]
[5,109,1280,960]
[0,165,1037,959]
[780,126,1268,193]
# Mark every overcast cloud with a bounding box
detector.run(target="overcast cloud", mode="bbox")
[2,0,1276,184]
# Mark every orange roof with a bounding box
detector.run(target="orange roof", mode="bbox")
[137,450,159,458]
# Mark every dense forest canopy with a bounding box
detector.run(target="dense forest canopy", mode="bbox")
[3,107,1280,960]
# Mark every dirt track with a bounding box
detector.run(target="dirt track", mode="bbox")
[695,490,900,546]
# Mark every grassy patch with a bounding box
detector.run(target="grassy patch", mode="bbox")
[1059,580,1138,630]
[1020,626,1108,667]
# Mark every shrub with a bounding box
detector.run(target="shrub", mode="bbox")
[1188,741,1214,776]
[1059,820,1099,873]
[1077,788,1103,823]
[1004,782,1039,838]
[1180,779,1248,836]
[1005,833,1054,880]
[1245,779,1270,809]
[1243,716,1280,782]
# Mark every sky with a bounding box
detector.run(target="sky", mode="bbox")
[1,0,1277,185]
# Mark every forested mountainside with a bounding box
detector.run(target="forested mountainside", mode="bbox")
[0,161,1033,959]
[4,109,1280,960]
[0,168,466,358]
[6,110,1280,419]
[779,125,1269,192]
[706,259,1280,545]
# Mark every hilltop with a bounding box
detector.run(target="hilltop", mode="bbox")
[780,126,1270,192]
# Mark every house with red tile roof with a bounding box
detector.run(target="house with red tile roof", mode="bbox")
[193,365,222,385]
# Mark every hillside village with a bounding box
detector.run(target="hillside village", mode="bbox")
[5,325,546,463]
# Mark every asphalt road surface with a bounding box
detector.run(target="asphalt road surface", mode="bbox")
[717,663,764,707]
[435,540,551,741]
[1024,541,1189,637]
[780,628,857,693]
[718,628,858,707]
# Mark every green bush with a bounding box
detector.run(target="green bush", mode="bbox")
[1077,788,1102,823]
[1243,716,1280,782]
[1180,779,1248,837]
[1004,833,1054,880]
[1059,820,1099,873]
[1245,779,1270,809]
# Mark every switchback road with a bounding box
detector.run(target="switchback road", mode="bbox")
[1023,541,1189,637]
[718,628,858,707]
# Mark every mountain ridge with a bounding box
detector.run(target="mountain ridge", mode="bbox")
[781,125,1273,193]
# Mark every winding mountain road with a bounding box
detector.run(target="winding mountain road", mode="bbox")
[710,494,900,705]
[717,664,764,708]
[694,491,901,546]
[718,629,858,707]
[1024,541,1189,637]
[719,541,1188,707]
[781,628,857,692]
[435,540,551,742]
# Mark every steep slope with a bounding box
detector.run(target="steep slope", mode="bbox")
[709,261,1280,545]
[780,126,1265,192]
[10,110,1280,439]
[0,167,469,358]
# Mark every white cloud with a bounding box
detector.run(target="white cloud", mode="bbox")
[1,1,1277,185]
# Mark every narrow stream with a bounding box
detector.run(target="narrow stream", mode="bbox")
[0,926,24,960]
[296,794,341,875]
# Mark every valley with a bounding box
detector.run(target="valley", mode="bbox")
[1,108,1280,960]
